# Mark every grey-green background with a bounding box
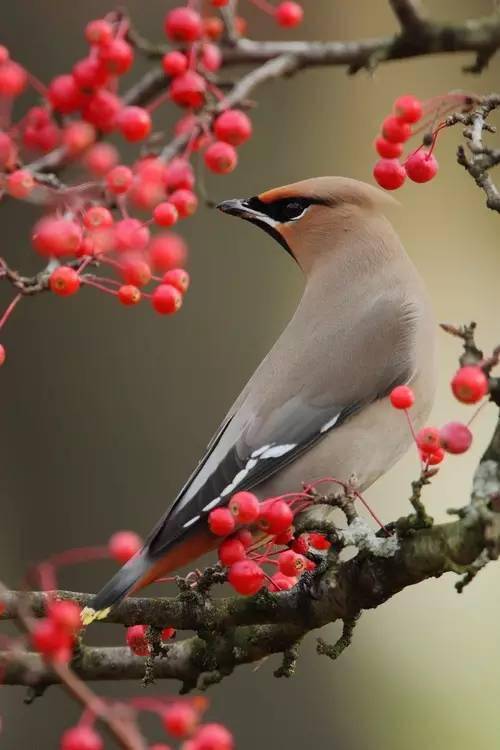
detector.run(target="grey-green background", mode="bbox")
[0,1,499,748]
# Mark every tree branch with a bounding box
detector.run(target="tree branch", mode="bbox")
[446,95,500,213]
[2,417,499,689]
[388,0,428,30]
[18,7,500,187]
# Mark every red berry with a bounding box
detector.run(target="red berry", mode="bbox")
[106,165,133,194]
[50,267,81,297]
[162,703,198,737]
[394,95,423,124]
[83,90,122,132]
[22,108,60,153]
[0,60,27,96]
[439,422,473,455]
[0,131,14,168]
[84,142,118,176]
[203,17,224,41]
[31,618,71,657]
[108,530,142,563]
[291,534,310,555]
[218,537,246,566]
[405,150,438,183]
[0,344,6,367]
[421,447,445,465]
[22,107,60,153]
[170,188,198,218]
[373,159,406,190]
[152,284,183,315]
[162,268,190,294]
[169,71,206,109]
[234,528,253,548]
[61,725,103,750]
[47,600,81,634]
[62,121,96,156]
[214,110,252,147]
[122,258,152,287]
[201,44,222,73]
[309,532,331,550]
[269,572,297,591]
[118,284,141,306]
[34,218,82,258]
[374,137,403,159]
[149,234,187,271]
[164,7,203,42]
[162,626,175,641]
[154,202,179,227]
[162,51,188,77]
[99,38,134,75]
[85,19,114,47]
[126,624,149,656]
[204,141,238,174]
[258,499,293,534]
[382,115,412,143]
[165,158,195,191]
[278,549,306,577]
[228,559,264,596]
[275,2,304,27]
[389,385,415,409]
[194,724,234,750]
[416,426,440,455]
[208,507,235,536]
[117,106,152,142]
[114,218,150,253]
[211,0,230,5]
[72,56,109,89]
[451,366,489,404]
[6,169,35,199]
[83,206,113,230]
[48,75,83,114]
[229,491,260,523]
[274,526,294,545]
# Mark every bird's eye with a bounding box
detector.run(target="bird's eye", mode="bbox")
[281,200,306,221]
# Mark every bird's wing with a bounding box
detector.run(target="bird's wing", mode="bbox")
[145,370,405,558]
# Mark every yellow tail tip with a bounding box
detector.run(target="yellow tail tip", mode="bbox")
[80,606,111,626]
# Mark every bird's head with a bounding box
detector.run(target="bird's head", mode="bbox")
[217,176,398,271]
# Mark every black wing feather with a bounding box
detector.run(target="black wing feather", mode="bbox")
[146,400,362,556]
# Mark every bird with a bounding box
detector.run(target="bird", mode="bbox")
[83,176,436,623]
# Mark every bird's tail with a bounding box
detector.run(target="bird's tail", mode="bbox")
[81,551,150,626]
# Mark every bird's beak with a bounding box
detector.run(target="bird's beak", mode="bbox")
[216,196,295,259]
[216,198,275,226]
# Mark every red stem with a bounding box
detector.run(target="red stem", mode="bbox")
[0,292,22,331]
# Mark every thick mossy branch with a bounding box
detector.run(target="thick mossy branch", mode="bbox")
[1,491,497,688]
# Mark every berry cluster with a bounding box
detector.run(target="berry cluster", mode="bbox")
[14,527,234,750]
[31,598,82,663]
[389,363,490,465]
[60,698,233,750]
[208,490,331,595]
[0,2,305,365]
[372,93,473,191]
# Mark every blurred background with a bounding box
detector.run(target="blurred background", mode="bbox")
[0,1,499,747]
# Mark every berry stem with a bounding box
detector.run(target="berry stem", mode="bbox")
[0,292,22,332]
[26,72,49,98]
[466,399,488,427]
[249,0,276,15]
[81,277,119,297]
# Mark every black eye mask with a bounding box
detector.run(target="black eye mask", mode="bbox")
[246,195,326,223]
[216,194,330,258]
